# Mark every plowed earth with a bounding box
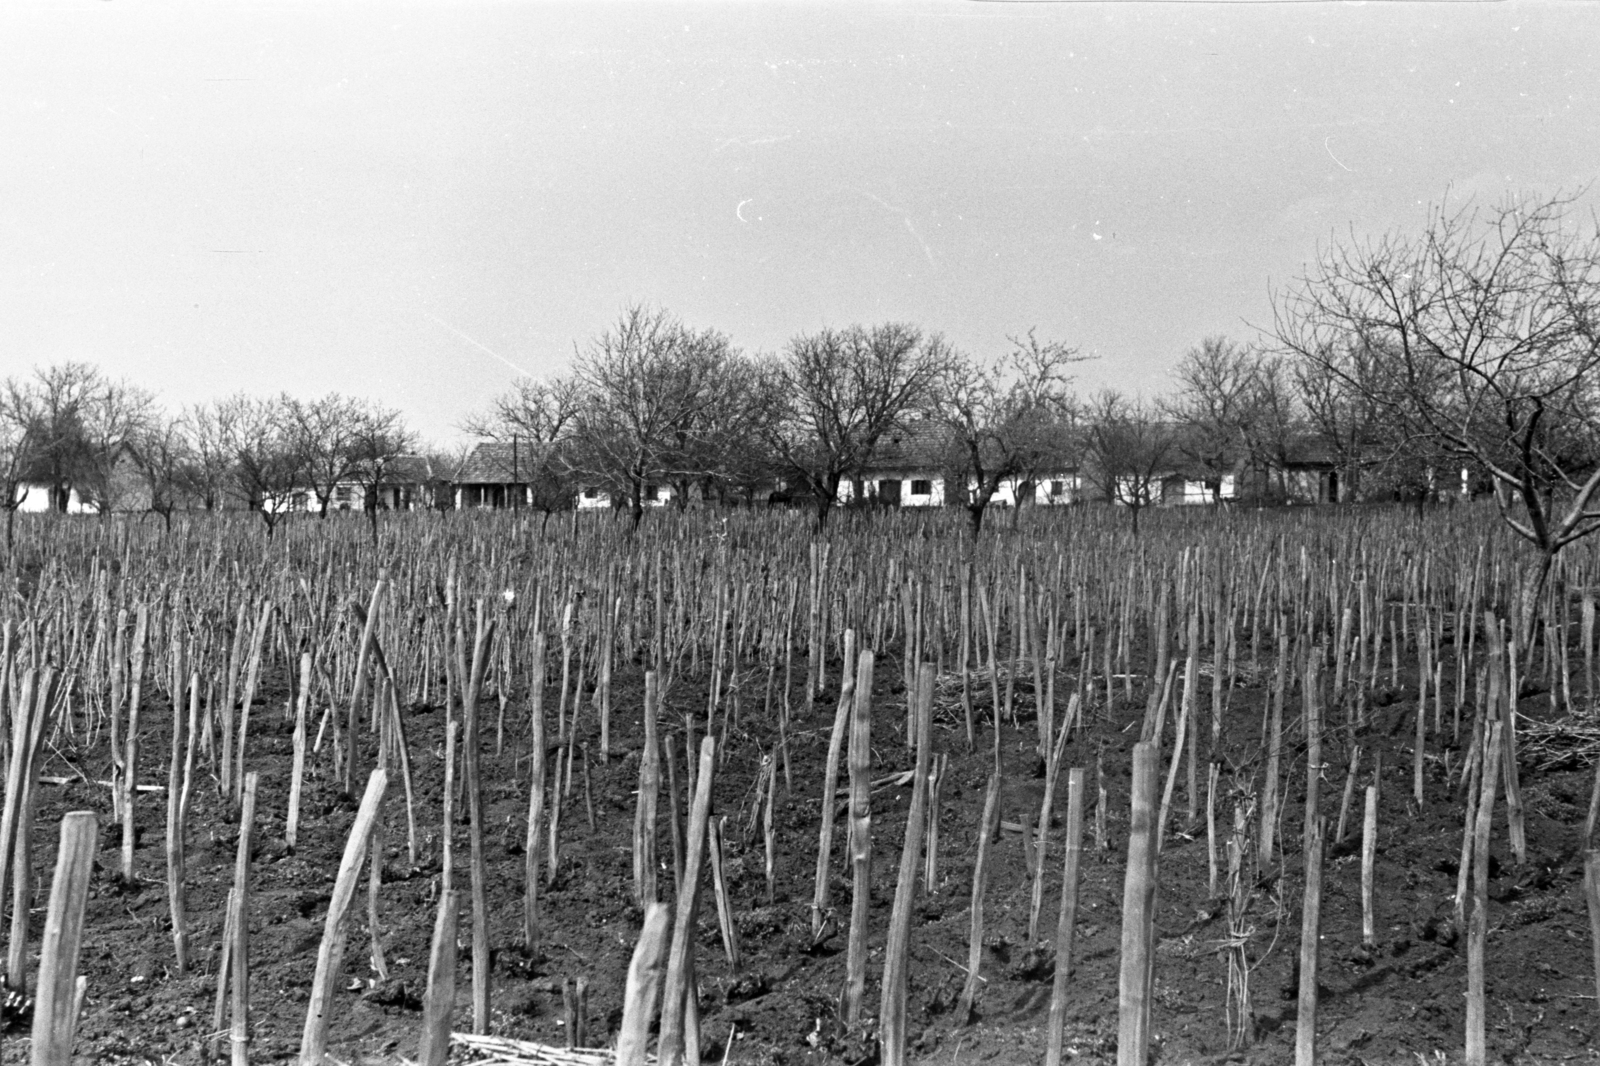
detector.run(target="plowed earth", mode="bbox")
[3,644,1598,1066]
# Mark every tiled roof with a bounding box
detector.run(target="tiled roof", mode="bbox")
[383,455,436,484]
[453,441,556,484]
[865,421,959,472]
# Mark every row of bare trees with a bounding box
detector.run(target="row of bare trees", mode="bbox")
[460,308,1094,533]
[459,305,1375,536]
[7,192,1599,564]
[459,191,1600,565]
[0,366,414,539]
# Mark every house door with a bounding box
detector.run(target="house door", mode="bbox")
[878,479,902,506]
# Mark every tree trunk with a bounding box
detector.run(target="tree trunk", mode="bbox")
[813,478,839,532]
[967,502,986,537]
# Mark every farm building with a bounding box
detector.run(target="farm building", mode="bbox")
[453,441,560,510]
[331,455,444,511]
[11,483,96,514]
[576,484,676,510]
[833,422,1082,510]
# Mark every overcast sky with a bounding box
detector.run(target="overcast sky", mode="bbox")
[2,1,1596,445]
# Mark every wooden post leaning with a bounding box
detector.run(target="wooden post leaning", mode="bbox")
[299,768,389,1066]
[880,665,934,1066]
[657,736,717,1066]
[31,812,99,1066]
[616,903,672,1066]
[416,888,461,1066]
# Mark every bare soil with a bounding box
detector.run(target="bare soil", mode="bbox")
[4,645,1599,1066]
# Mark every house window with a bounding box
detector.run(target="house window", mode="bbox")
[1049,480,1064,498]
[910,479,932,497]
[583,488,598,499]
[643,485,659,501]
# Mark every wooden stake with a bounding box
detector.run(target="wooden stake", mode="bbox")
[287,653,311,850]
[299,768,388,1066]
[168,673,198,974]
[1116,741,1159,1066]
[1584,849,1600,1021]
[524,632,547,952]
[1044,768,1085,1066]
[812,630,855,938]
[924,752,947,893]
[616,903,671,1066]
[7,673,50,989]
[1465,720,1504,1066]
[29,812,97,1066]
[1361,785,1378,947]
[463,603,496,1034]
[707,816,742,971]
[121,604,149,881]
[367,822,388,981]
[634,671,660,909]
[658,736,716,1066]
[233,600,271,807]
[880,665,933,1066]
[1295,817,1323,1066]
[958,769,1001,1023]
[1334,745,1361,845]
[844,649,875,1027]
[230,772,259,1066]
[416,889,460,1066]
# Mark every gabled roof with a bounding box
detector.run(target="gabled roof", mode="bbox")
[383,455,436,484]
[861,419,1079,476]
[864,420,959,472]
[453,441,556,484]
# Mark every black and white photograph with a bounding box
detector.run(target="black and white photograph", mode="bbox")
[3,2,1600,1064]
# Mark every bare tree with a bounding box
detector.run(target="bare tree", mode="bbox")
[126,415,194,529]
[282,393,368,516]
[567,304,738,529]
[1237,354,1301,500]
[345,402,417,540]
[180,400,240,510]
[1275,191,1600,608]
[8,363,97,512]
[77,375,157,514]
[423,441,472,512]
[0,378,43,557]
[1166,337,1259,504]
[770,322,954,529]
[663,353,780,507]
[217,394,305,536]
[1081,391,1176,535]
[930,330,1087,535]
[459,375,585,514]
[460,375,583,445]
